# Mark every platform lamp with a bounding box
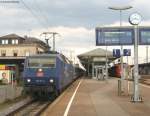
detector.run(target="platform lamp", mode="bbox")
[129,12,143,102]
[108,6,133,93]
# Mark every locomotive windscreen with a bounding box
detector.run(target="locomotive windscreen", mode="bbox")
[27,57,56,68]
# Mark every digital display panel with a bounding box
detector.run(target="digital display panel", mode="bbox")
[96,28,134,46]
[139,28,150,45]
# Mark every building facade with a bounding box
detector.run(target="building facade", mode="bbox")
[0,34,49,84]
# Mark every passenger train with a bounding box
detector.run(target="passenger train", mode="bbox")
[108,63,130,78]
[108,64,121,77]
[23,52,83,98]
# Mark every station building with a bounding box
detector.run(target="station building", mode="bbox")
[0,34,49,84]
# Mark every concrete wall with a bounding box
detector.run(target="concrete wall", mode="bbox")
[0,85,23,103]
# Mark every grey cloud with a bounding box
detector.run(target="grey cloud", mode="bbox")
[0,0,149,34]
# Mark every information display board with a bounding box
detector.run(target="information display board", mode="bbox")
[139,28,150,45]
[96,27,134,46]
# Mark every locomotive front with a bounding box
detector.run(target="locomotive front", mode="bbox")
[23,55,57,96]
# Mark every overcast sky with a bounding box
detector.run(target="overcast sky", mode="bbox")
[0,0,150,64]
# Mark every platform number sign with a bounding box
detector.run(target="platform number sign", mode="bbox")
[113,49,121,58]
[123,49,131,56]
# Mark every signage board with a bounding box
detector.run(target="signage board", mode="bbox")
[0,65,5,70]
[0,70,11,83]
[139,28,150,45]
[96,27,134,46]
[93,57,106,62]
[113,49,121,58]
[123,49,131,56]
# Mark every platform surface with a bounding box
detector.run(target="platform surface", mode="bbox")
[42,78,150,116]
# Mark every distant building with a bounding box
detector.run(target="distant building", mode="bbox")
[0,34,49,84]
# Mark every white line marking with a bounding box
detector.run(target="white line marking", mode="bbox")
[63,79,82,116]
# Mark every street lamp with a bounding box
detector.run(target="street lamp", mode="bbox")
[129,12,142,102]
[108,6,133,26]
[108,5,132,94]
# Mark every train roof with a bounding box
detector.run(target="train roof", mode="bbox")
[26,53,72,64]
[27,54,57,57]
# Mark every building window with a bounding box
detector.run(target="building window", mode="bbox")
[2,40,8,44]
[2,40,4,44]
[1,50,6,56]
[12,40,18,44]
[25,51,30,56]
[13,50,18,56]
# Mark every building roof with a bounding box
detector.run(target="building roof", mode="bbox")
[78,48,113,58]
[78,48,116,63]
[0,34,25,40]
[24,36,44,43]
[0,33,49,47]
[24,36,49,48]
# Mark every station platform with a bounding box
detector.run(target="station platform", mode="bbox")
[42,77,150,116]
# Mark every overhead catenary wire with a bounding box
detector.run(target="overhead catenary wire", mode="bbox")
[20,0,49,31]
[33,0,50,30]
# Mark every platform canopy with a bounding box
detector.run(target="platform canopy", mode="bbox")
[78,48,116,64]
[78,48,117,77]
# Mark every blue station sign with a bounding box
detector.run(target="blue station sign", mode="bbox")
[113,49,121,58]
[96,27,134,46]
[123,49,131,56]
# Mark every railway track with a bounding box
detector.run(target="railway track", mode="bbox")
[6,100,51,116]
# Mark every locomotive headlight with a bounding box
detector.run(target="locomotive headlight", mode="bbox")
[49,79,54,83]
[38,68,43,72]
[27,79,31,83]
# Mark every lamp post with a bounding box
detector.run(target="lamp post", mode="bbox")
[146,44,149,63]
[129,12,142,102]
[105,40,108,80]
[108,6,132,93]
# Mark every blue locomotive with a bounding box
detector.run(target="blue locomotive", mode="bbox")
[23,53,77,98]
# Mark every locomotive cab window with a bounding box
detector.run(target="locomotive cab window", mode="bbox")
[27,57,56,68]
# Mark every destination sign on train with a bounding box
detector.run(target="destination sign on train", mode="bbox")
[95,27,134,46]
